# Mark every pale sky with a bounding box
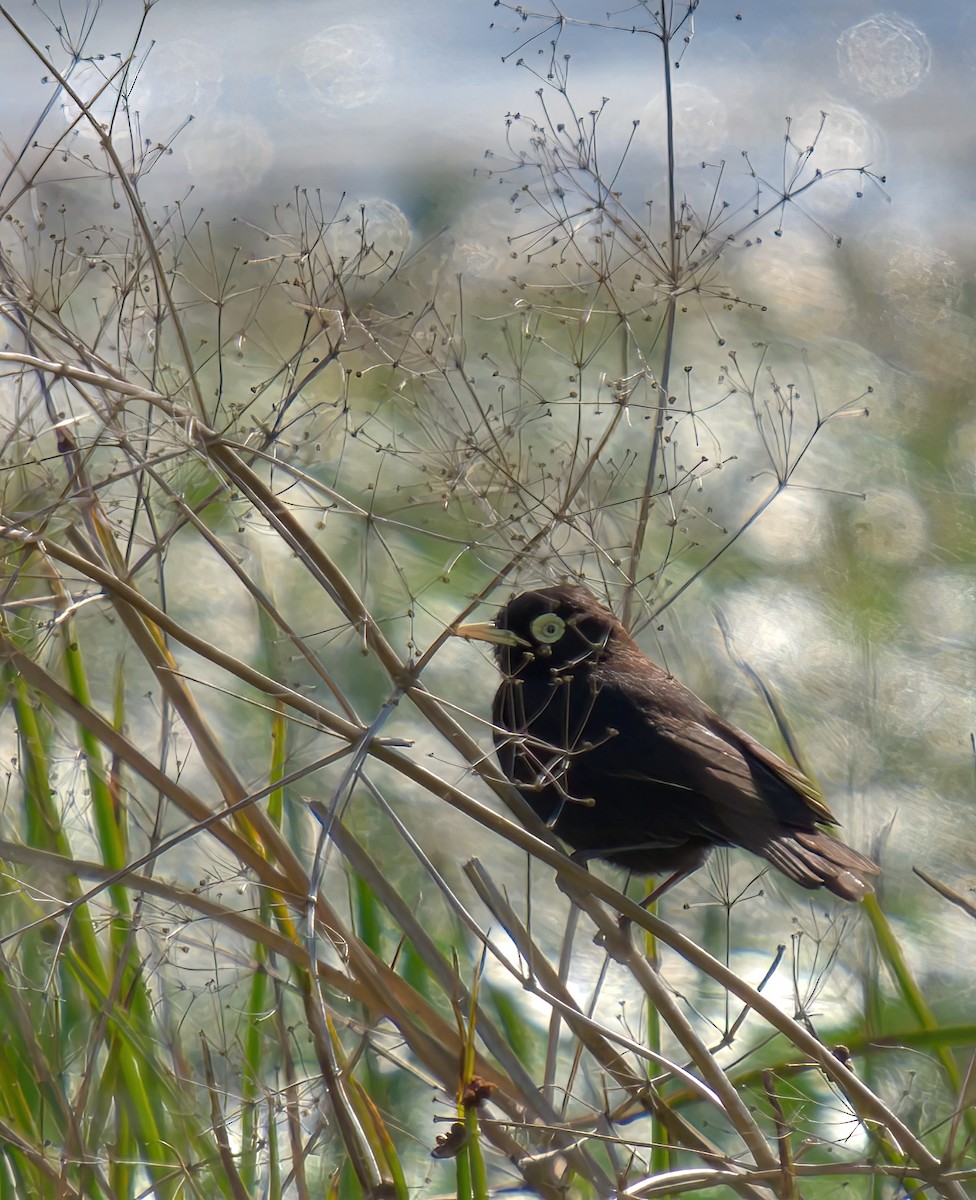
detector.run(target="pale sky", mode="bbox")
[6,1,965,235]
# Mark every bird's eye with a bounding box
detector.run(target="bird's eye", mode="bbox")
[530,613,565,644]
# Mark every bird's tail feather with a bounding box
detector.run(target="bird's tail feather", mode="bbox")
[762,831,880,901]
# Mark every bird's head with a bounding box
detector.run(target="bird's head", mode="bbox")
[455,584,626,675]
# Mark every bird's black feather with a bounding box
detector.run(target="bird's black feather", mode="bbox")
[473,584,879,901]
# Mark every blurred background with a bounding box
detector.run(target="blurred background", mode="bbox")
[1,2,974,1196]
[6,0,963,933]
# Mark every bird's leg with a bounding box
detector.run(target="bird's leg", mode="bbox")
[639,865,697,910]
[553,848,593,906]
[615,865,697,935]
[562,847,597,878]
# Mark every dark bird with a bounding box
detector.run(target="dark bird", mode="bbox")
[457,584,879,902]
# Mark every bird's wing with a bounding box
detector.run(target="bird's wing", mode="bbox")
[714,720,838,825]
[582,664,835,834]
[651,714,839,842]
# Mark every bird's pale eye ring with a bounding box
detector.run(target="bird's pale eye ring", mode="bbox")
[530,613,565,644]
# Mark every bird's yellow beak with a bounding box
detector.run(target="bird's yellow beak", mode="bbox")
[454,621,530,648]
